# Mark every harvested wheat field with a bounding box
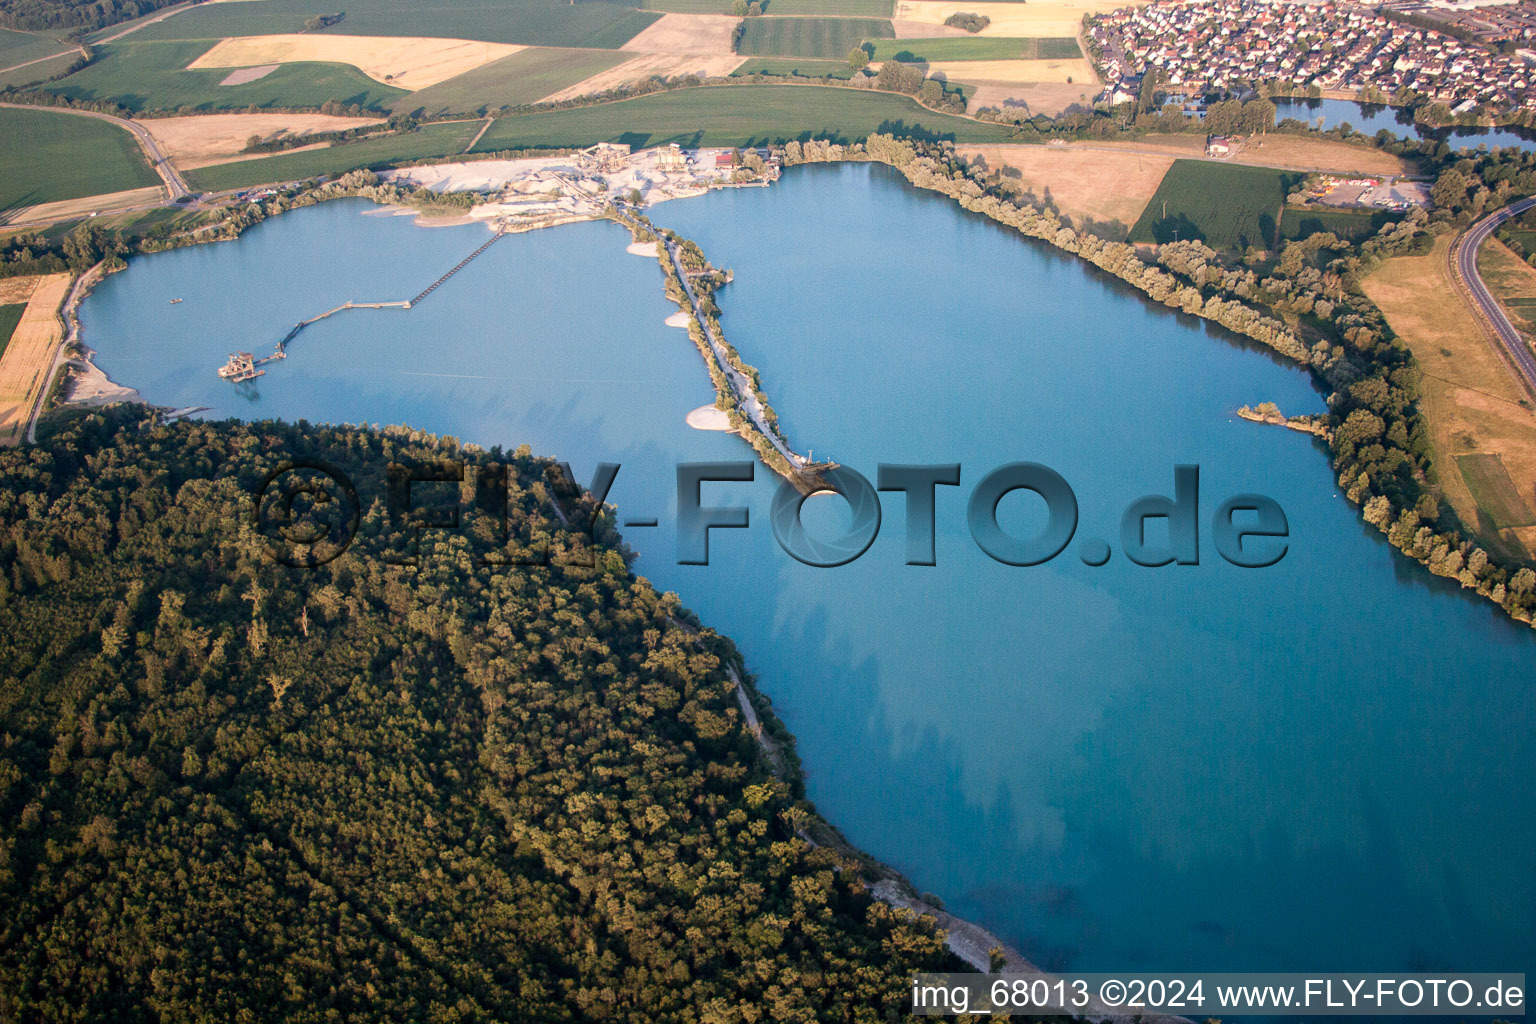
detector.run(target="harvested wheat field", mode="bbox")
[0,278,40,305]
[218,64,278,85]
[0,273,69,445]
[621,13,741,54]
[967,82,1094,116]
[1095,133,1415,176]
[919,57,1098,85]
[140,112,386,169]
[959,143,1173,231]
[541,52,745,102]
[1363,235,1536,559]
[188,35,523,90]
[8,186,165,223]
[893,0,1141,37]
[891,18,971,38]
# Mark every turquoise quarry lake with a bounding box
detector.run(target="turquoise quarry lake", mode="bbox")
[83,164,1536,971]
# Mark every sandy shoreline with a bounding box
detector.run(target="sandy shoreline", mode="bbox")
[685,404,731,431]
[67,350,139,406]
[367,203,483,228]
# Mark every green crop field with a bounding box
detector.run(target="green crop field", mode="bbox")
[0,26,76,89]
[1505,229,1536,252]
[736,17,892,59]
[39,41,406,112]
[1456,453,1536,530]
[644,0,894,12]
[0,304,25,362]
[469,83,1009,149]
[1280,206,1400,243]
[638,0,735,10]
[0,106,159,212]
[0,50,77,89]
[731,56,853,79]
[190,84,1010,190]
[122,0,661,48]
[0,26,69,65]
[184,121,483,192]
[388,47,630,116]
[762,0,894,13]
[1130,160,1302,251]
[867,36,1079,61]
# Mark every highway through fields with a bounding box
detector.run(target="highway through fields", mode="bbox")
[0,101,193,203]
[1451,195,1536,402]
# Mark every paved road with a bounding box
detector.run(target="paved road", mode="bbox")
[1452,195,1536,402]
[0,102,193,203]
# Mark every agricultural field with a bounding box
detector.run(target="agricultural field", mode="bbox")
[731,56,853,78]
[736,17,893,58]
[0,106,158,212]
[1097,133,1414,176]
[957,143,1174,237]
[767,0,895,12]
[1476,236,1536,339]
[0,273,69,445]
[0,304,24,362]
[537,52,746,103]
[1362,234,1536,559]
[638,0,739,11]
[467,82,1010,149]
[1280,206,1399,243]
[41,41,407,112]
[1456,453,1536,530]
[121,0,663,49]
[184,120,484,192]
[0,49,77,88]
[186,34,523,90]
[1129,160,1300,250]
[11,186,165,222]
[0,25,69,66]
[140,112,389,169]
[621,12,739,53]
[388,47,633,115]
[893,0,1133,37]
[1478,236,1536,311]
[921,56,1094,84]
[868,36,1079,61]
[968,81,1089,116]
[9,204,213,248]
[641,0,894,12]
[185,83,1014,191]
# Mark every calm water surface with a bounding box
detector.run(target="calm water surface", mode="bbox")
[1277,97,1536,152]
[83,166,1536,972]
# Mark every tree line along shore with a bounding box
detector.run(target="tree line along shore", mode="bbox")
[0,410,978,1018]
[8,107,1536,628]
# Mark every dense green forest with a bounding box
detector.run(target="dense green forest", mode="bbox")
[0,408,958,1021]
[0,0,183,31]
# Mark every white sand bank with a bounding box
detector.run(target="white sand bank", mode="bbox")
[686,405,732,431]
